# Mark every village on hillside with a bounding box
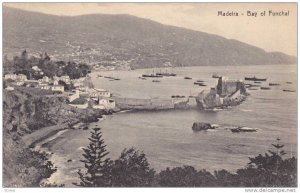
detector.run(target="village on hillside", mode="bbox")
[4,73,115,110]
[3,50,116,110]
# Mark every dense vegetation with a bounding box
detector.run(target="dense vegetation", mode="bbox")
[75,128,297,187]
[4,50,91,79]
[2,88,105,187]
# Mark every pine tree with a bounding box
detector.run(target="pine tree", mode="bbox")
[73,127,112,187]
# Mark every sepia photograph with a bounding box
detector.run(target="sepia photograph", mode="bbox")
[2,2,297,190]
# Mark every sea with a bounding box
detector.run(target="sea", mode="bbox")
[44,64,297,186]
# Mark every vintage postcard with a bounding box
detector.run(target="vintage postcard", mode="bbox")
[2,2,297,190]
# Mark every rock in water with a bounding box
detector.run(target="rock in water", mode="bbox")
[192,122,215,131]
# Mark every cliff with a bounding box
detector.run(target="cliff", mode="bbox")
[3,87,104,140]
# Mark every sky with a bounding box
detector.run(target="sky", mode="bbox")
[5,3,297,56]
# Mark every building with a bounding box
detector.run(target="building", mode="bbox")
[216,77,245,96]
[42,76,50,83]
[60,75,70,84]
[51,85,64,93]
[5,86,14,91]
[92,89,111,98]
[40,85,51,90]
[68,90,80,102]
[93,98,115,110]
[4,74,17,80]
[53,80,59,86]
[32,65,41,72]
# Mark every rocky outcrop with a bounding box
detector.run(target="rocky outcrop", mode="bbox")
[192,122,216,131]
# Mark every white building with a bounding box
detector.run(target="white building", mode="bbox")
[68,90,80,102]
[53,80,59,86]
[5,86,14,91]
[60,75,70,83]
[4,74,17,80]
[41,85,51,90]
[42,76,50,82]
[51,85,64,92]
[93,98,115,110]
[32,66,41,72]
[92,89,111,98]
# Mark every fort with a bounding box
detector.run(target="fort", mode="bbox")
[195,77,247,110]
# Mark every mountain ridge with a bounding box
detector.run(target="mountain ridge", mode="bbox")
[3,6,297,68]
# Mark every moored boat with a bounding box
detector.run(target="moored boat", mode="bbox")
[269,83,280,86]
[142,74,163,78]
[260,87,271,90]
[283,89,296,92]
[245,76,267,81]
[184,76,192,80]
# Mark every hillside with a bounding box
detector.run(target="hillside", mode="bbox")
[3,6,297,68]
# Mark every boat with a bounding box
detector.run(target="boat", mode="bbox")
[286,82,293,84]
[260,87,271,90]
[156,72,176,77]
[196,80,205,82]
[138,77,147,80]
[230,127,257,133]
[184,76,192,80]
[113,78,120,81]
[248,88,258,90]
[194,82,203,85]
[269,83,280,86]
[171,95,185,98]
[198,83,207,87]
[156,68,177,77]
[245,76,267,81]
[254,81,261,84]
[142,74,162,78]
[283,89,296,92]
[97,75,103,78]
[142,69,163,78]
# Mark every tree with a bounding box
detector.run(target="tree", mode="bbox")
[236,138,297,187]
[73,128,112,187]
[110,148,155,187]
[158,166,216,187]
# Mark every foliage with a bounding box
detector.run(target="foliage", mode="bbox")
[3,134,58,187]
[6,50,91,80]
[74,128,112,187]
[110,148,155,187]
[236,138,297,187]
[58,80,75,91]
[74,137,296,187]
[158,166,216,187]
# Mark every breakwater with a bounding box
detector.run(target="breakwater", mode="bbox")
[113,97,197,110]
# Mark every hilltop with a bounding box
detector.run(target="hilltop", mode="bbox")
[3,7,296,69]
